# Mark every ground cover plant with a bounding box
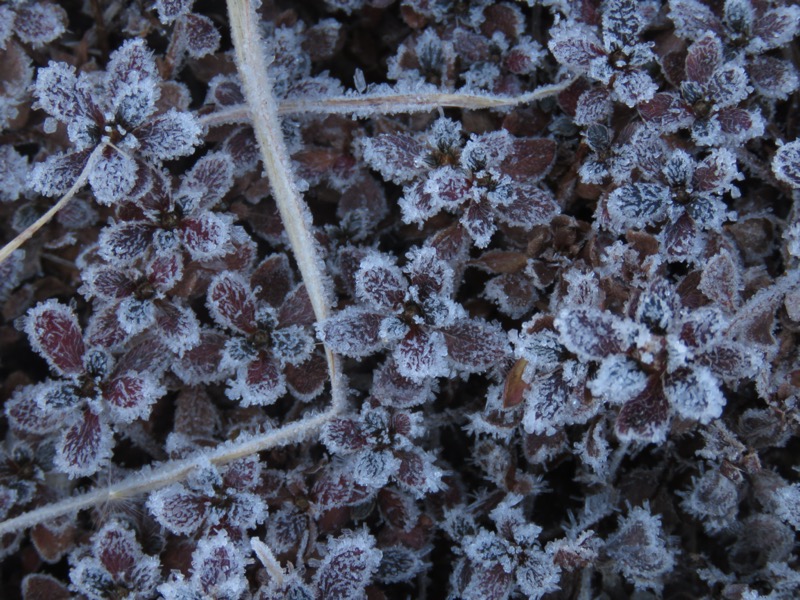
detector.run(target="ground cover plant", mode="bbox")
[0,0,799,598]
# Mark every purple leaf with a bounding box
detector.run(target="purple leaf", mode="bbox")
[174,329,228,384]
[605,183,671,234]
[98,222,154,263]
[147,484,207,535]
[182,13,221,59]
[355,253,407,311]
[548,24,605,71]
[24,300,85,377]
[773,140,800,188]
[228,354,286,406]
[638,93,693,131]
[442,318,509,373]
[685,33,722,85]
[556,307,635,361]
[89,148,139,205]
[750,5,800,53]
[323,418,369,453]
[179,151,235,212]
[394,327,449,382]
[14,2,67,46]
[251,254,293,308]
[136,109,202,161]
[668,0,722,41]
[312,531,382,600]
[29,149,92,197]
[318,307,386,358]
[615,379,669,443]
[362,134,424,185]
[104,372,164,423]
[207,272,257,334]
[191,532,247,597]
[156,302,200,356]
[56,410,113,478]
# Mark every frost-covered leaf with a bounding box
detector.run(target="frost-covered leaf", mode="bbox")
[181,212,233,260]
[692,148,739,196]
[685,33,722,85]
[394,327,449,382]
[5,383,63,434]
[155,0,193,23]
[773,140,800,188]
[548,23,605,72]
[117,298,156,336]
[136,109,202,161]
[353,449,400,489]
[638,93,693,132]
[318,307,386,358]
[0,145,28,201]
[395,448,442,496]
[89,148,139,205]
[55,410,113,478]
[29,149,92,197]
[173,329,230,385]
[32,61,86,123]
[207,272,257,334]
[355,253,407,311]
[179,151,235,211]
[749,56,799,100]
[107,39,159,125]
[750,5,800,53]
[605,183,671,234]
[441,318,509,374]
[14,3,67,46]
[664,366,725,423]
[698,249,740,312]
[363,141,423,184]
[668,0,722,42]
[523,362,590,435]
[24,300,85,377]
[312,530,382,600]
[21,574,71,600]
[182,14,221,59]
[575,88,612,126]
[377,546,426,584]
[711,107,764,145]
[190,531,247,599]
[496,185,559,230]
[104,371,164,423]
[323,418,369,454]
[615,379,670,443]
[589,355,648,406]
[372,359,436,408]
[605,506,675,591]
[613,70,658,107]
[602,0,645,47]
[147,484,207,535]
[516,548,561,600]
[312,467,372,514]
[97,222,153,264]
[681,469,740,533]
[82,266,136,301]
[706,65,750,109]
[93,521,141,579]
[555,307,634,362]
[227,354,286,406]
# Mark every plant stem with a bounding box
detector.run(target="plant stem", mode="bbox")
[227,0,341,396]
[280,80,575,116]
[198,79,575,128]
[0,144,105,266]
[0,406,338,537]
